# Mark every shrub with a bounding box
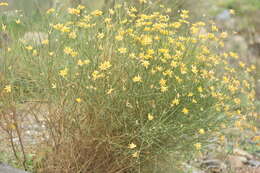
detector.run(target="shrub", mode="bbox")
[0,1,257,172]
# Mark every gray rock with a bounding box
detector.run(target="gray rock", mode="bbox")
[184,163,205,173]
[216,10,231,21]
[21,32,48,46]
[247,160,260,167]
[233,148,254,160]
[0,32,12,48]
[200,159,227,171]
[228,155,247,169]
[0,163,29,173]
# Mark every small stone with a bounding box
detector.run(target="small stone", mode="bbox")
[216,10,231,21]
[22,32,48,46]
[247,160,260,167]
[228,155,247,168]
[233,148,254,160]
[184,163,205,173]
[0,163,30,173]
[200,159,226,172]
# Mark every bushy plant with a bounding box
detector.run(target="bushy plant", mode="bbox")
[0,1,258,172]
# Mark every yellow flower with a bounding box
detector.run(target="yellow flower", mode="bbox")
[59,68,68,78]
[182,108,189,115]
[192,99,197,104]
[77,60,84,66]
[68,8,80,15]
[51,83,57,89]
[32,50,38,56]
[219,135,225,143]
[211,25,218,32]
[171,98,180,106]
[239,61,245,68]
[64,47,78,57]
[220,32,228,39]
[25,45,33,51]
[0,2,8,6]
[118,47,127,54]
[84,59,90,65]
[194,143,201,150]
[180,10,189,19]
[132,151,139,158]
[42,39,49,45]
[159,79,167,86]
[141,60,150,69]
[109,9,115,15]
[91,10,103,16]
[2,24,6,31]
[160,86,168,92]
[75,98,82,103]
[191,65,198,74]
[15,19,21,24]
[64,47,73,55]
[147,113,154,120]
[128,143,137,149]
[198,129,205,134]
[46,8,55,14]
[97,32,105,39]
[77,5,85,10]
[171,22,181,29]
[229,9,235,15]
[69,32,77,39]
[234,98,241,105]
[99,61,112,71]
[4,85,11,93]
[92,70,104,80]
[132,75,142,83]
[106,88,114,95]
[188,92,193,97]
[252,136,260,142]
[115,35,123,41]
[197,86,203,93]
[229,52,238,59]
[104,18,112,23]
[170,61,178,68]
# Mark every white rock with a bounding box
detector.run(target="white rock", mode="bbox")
[22,32,48,46]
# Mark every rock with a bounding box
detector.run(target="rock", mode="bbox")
[200,159,227,172]
[0,31,12,48]
[215,10,237,30]
[216,10,231,21]
[0,0,53,15]
[0,163,29,173]
[228,155,247,168]
[234,148,254,160]
[235,167,260,173]
[255,167,260,173]
[184,163,205,173]
[247,160,260,167]
[21,32,48,46]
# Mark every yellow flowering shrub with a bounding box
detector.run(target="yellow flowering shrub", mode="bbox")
[0,2,258,173]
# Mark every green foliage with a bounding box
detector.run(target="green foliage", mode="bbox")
[217,0,260,14]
